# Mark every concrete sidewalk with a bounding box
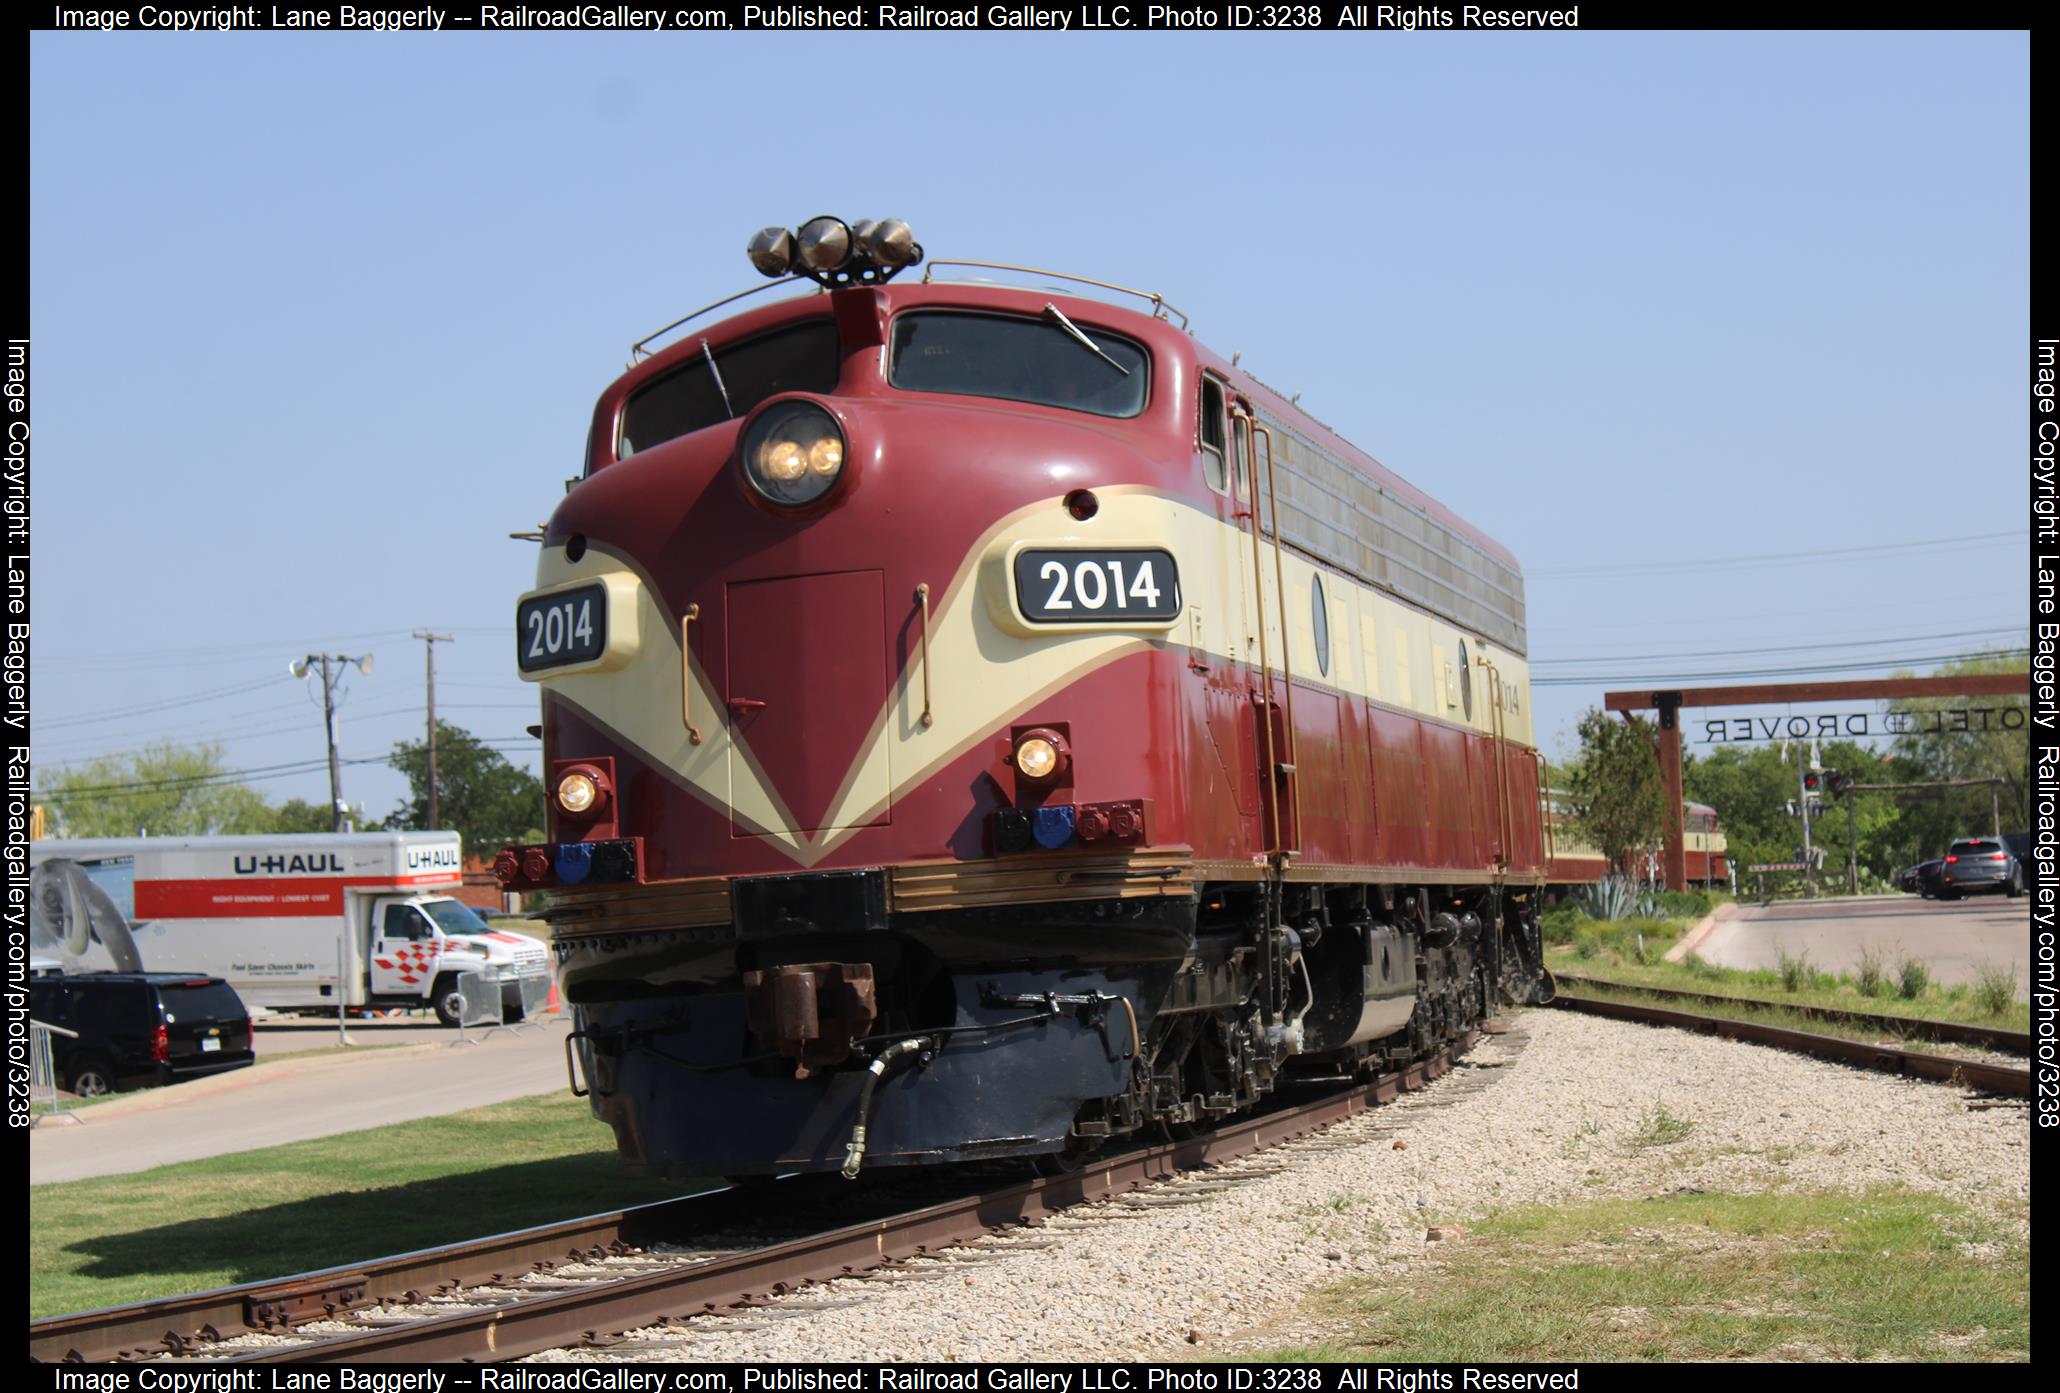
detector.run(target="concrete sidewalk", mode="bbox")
[1689,895,2029,993]
[30,1017,576,1186]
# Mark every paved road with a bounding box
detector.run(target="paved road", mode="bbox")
[1693,895,2031,995]
[30,1017,576,1187]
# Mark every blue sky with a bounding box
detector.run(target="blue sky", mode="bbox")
[29,29,2029,825]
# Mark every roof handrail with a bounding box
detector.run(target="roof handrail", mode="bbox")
[629,278,823,363]
[920,260,1189,329]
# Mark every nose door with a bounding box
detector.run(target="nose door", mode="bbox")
[724,570,893,839]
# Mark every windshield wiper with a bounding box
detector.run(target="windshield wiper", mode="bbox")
[1043,302,1130,377]
[701,339,734,418]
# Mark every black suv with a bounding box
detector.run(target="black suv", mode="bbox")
[29,973,255,1096]
[1936,837,2024,899]
[1899,859,1945,897]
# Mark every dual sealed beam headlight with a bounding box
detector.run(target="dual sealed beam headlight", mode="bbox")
[743,399,846,507]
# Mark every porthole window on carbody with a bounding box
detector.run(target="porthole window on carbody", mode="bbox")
[1312,576,1330,677]
[1458,640,1472,719]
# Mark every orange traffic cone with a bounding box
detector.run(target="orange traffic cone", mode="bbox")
[545,976,562,1016]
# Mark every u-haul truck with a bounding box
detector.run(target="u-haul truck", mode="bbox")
[29,831,552,1026]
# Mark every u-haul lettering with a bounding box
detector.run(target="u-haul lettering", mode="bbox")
[233,853,347,875]
[405,845,462,871]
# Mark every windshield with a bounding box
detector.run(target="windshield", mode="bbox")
[890,311,1149,418]
[619,319,841,458]
[420,898,492,936]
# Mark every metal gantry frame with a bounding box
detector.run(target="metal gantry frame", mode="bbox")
[1604,673,2030,891]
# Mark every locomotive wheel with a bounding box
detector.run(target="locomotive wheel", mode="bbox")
[1034,1140,1095,1176]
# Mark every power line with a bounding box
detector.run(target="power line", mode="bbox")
[35,677,292,731]
[1529,588,2018,638]
[35,629,417,670]
[1533,626,2024,667]
[1531,647,2030,687]
[38,738,542,804]
[1528,531,2014,581]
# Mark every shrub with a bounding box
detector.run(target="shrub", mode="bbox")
[1898,957,1931,1000]
[1972,962,2017,1016]
[1777,947,1813,993]
[1681,953,1726,982]
[1653,889,1713,919]
[1540,903,1582,945]
[1855,945,1887,999]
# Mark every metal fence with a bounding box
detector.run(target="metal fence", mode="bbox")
[448,969,560,1046]
[448,970,505,1046]
[30,1019,81,1127]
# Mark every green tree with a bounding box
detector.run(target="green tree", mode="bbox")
[1688,740,1913,887]
[1886,652,2030,842]
[386,721,544,854]
[270,797,340,834]
[1565,708,1668,870]
[39,741,275,839]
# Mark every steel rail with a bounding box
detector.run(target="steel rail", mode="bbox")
[1551,995,2028,1096]
[29,1191,751,1364]
[1551,974,2030,1054]
[149,1034,1468,1365]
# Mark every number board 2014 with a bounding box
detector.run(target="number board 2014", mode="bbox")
[1013,549,1181,624]
[517,584,607,672]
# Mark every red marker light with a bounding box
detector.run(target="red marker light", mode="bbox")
[150,1025,169,1063]
[1989,853,2007,862]
[1944,855,1959,863]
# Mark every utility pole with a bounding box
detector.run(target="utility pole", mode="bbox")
[413,632,453,828]
[1799,756,1816,898]
[1846,791,1859,896]
[292,652,374,832]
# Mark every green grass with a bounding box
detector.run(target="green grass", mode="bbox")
[1261,1188,2028,1362]
[1545,941,2030,1032]
[1550,978,2017,1062]
[1627,1101,1696,1149]
[30,1093,703,1320]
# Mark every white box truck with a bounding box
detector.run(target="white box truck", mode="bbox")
[29,831,552,1027]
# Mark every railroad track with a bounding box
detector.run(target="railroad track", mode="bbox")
[31,1029,1488,1364]
[1551,974,2030,1054]
[1551,993,2029,1096]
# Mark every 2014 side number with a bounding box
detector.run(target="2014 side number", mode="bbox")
[1014,549,1181,624]
[517,584,607,672]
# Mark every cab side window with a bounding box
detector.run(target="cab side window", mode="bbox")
[1199,376,1229,494]
[383,905,433,942]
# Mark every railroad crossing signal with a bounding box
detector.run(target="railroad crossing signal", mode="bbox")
[1824,768,1846,797]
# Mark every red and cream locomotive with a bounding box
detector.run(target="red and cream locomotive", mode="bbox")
[500,218,1553,1179]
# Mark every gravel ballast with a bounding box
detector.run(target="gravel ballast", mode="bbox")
[526,1009,2029,1363]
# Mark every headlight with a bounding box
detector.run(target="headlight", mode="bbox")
[1011,726,1070,783]
[557,771,598,814]
[742,400,846,506]
[552,763,611,818]
[1015,736,1060,780]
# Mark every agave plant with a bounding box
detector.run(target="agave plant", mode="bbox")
[1576,874,1637,922]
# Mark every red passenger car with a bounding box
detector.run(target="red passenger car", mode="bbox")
[502,220,1553,1178]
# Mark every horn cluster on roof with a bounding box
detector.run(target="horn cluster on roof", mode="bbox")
[748,216,923,289]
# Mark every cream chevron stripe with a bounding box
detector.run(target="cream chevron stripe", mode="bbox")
[524,487,1537,870]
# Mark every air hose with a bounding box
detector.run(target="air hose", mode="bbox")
[840,1037,929,1180]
